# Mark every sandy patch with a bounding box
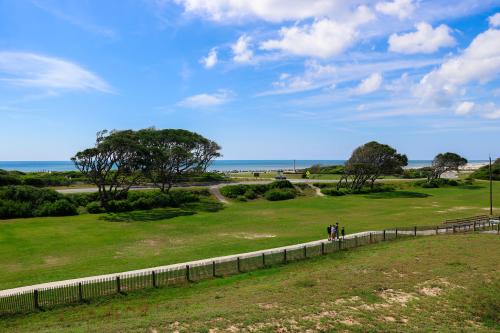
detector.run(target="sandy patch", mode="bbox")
[220,233,277,240]
[378,289,418,306]
[258,303,278,310]
[383,316,396,322]
[42,256,67,267]
[436,206,476,213]
[339,317,360,326]
[419,287,442,296]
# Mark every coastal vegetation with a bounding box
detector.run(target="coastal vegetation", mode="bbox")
[472,158,500,181]
[220,180,297,201]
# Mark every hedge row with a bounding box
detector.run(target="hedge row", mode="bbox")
[220,180,297,201]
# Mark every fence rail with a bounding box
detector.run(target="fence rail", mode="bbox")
[0,217,498,316]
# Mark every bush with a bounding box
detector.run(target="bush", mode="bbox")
[415,178,461,188]
[269,180,294,189]
[106,200,133,213]
[236,195,247,202]
[168,190,200,206]
[22,177,46,187]
[131,197,155,210]
[0,174,22,186]
[321,188,346,196]
[220,185,247,198]
[264,188,296,201]
[67,192,99,207]
[86,201,105,214]
[35,199,78,217]
[0,200,32,218]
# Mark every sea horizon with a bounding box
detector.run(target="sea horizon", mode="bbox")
[0,159,489,173]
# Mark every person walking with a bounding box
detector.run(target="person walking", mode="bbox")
[331,224,337,241]
[327,224,332,241]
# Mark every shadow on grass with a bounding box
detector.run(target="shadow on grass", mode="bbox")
[364,191,431,199]
[457,185,484,190]
[100,200,225,222]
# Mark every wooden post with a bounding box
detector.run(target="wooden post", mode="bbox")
[497,223,499,235]
[321,242,325,255]
[383,230,386,241]
[284,249,287,264]
[453,225,456,233]
[116,276,121,294]
[237,257,241,273]
[78,283,83,302]
[395,228,398,239]
[33,289,40,310]
[262,253,266,267]
[436,226,439,235]
[186,265,191,282]
[152,271,157,288]
[212,261,216,277]
[414,226,417,236]
[303,245,307,258]
[369,233,372,244]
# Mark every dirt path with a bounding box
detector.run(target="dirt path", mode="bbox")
[209,185,229,204]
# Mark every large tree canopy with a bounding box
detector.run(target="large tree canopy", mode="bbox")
[138,128,221,192]
[72,128,221,206]
[429,152,467,180]
[338,141,408,191]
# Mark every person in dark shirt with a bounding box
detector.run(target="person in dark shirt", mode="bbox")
[327,225,332,241]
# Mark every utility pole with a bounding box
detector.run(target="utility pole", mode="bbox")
[490,156,493,216]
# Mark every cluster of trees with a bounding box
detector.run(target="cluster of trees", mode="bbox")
[72,128,221,208]
[337,141,469,191]
[0,170,87,187]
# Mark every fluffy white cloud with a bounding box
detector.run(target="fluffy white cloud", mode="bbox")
[0,52,112,93]
[232,35,253,63]
[172,0,345,22]
[260,6,374,58]
[415,28,500,104]
[177,90,232,107]
[488,13,500,27]
[455,101,474,115]
[355,73,383,94]
[375,0,414,19]
[389,22,455,54]
[200,48,218,68]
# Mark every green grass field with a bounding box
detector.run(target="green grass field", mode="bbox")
[1,234,498,332]
[0,181,498,291]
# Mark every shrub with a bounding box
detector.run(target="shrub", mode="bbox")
[0,200,32,219]
[131,197,155,210]
[269,180,294,189]
[22,177,46,187]
[86,201,105,214]
[236,195,247,202]
[0,174,22,186]
[244,189,257,199]
[67,192,99,207]
[265,188,296,201]
[168,190,200,206]
[220,185,247,198]
[35,199,78,217]
[106,200,133,213]
[321,188,346,196]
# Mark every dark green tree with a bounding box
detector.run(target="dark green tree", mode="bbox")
[338,141,408,191]
[429,152,467,180]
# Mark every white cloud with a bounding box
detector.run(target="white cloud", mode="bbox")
[375,0,414,19]
[232,35,253,63]
[260,6,374,58]
[389,22,455,54]
[355,73,383,94]
[172,0,345,23]
[415,28,500,104]
[480,103,500,119]
[488,12,500,27]
[200,48,218,68]
[177,89,232,108]
[455,101,474,115]
[0,52,112,93]
[483,110,500,119]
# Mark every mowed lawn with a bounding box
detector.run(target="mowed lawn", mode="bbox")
[1,234,498,332]
[0,181,498,290]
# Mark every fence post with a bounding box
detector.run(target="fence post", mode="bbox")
[414,226,417,236]
[453,225,456,233]
[78,282,83,302]
[497,223,499,235]
[237,257,242,273]
[33,289,40,310]
[186,265,192,282]
[212,261,217,277]
[321,242,325,255]
[383,230,386,241]
[303,245,307,258]
[152,271,157,288]
[369,233,372,244]
[284,249,287,264]
[262,253,266,267]
[395,228,398,239]
[116,276,121,294]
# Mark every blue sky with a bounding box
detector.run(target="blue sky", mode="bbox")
[0,0,499,160]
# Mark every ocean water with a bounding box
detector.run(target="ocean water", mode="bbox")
[0,159,486,173]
